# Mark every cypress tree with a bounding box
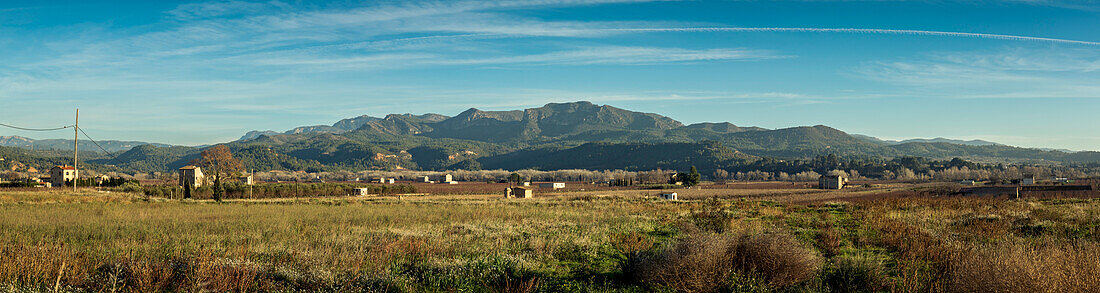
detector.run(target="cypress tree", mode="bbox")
[213,176,224,202]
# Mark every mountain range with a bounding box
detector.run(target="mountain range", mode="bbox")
[0,136,174,153]
[3,101,1099,174]
[851,134,1003,147]
[238,115,386,140]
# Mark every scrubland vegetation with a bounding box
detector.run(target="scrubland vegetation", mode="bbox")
[128,182,419,199]
[0,186,1098,292]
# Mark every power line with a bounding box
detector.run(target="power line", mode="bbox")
[78,127,123,166]
[0,119,123,165]
[0,123,74,131]
[78,127,111,155]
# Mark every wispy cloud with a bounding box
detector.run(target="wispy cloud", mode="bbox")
[222,46,783,73]
[854,48,1100,98]
[608,27,1100,47]
[1000,0,1100,11]
[17,0,1098,80]
[433,46,785,66]
[934,48,1100,72]
[166,0,274,20]
[11,1,698,75]
[336,88,878,112]
[3,0,1099,147]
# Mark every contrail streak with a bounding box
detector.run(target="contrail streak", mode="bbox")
[602,27,1100,46]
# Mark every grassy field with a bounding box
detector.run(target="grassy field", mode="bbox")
[0,185,1098,292]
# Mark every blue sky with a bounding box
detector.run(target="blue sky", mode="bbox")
[1,0,1098,150]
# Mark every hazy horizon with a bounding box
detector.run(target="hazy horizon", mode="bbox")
[1,0,1098,150]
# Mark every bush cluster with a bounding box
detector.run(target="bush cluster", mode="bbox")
[120,183,417,199]
[629,231,821,292]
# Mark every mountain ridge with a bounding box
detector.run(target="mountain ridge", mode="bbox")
[8,101,1099,174]
[240,113,453,141]
[0,135,175,152]
[852,134,1003,147]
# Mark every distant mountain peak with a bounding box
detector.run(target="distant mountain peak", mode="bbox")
[682,122,766,133]
[239,130,280,141]
[0,135,34,144]
[458,107,481,115]
[538,101,598,111]
[328,101,686,142]
[851,134,1003,147]
[0,135,172,152]
[524,101,683,131]
[552,101,594,106]
[239,114,385,141]
[452,108,487,120]
[900,137,1003,146]
[383,113,449,122]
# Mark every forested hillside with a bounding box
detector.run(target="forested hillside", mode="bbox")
[479,142,757,171]
[5,101,1099,174]
[0,136,174,152]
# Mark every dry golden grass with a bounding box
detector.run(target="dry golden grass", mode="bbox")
[0,189,146,204]
[534,182,905,204]
[0,189,687,291]
[948,240,1100,293]
[0,184,1097,292]
[853,197,1100,293]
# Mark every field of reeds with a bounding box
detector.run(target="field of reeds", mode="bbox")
[0,185,1098,292]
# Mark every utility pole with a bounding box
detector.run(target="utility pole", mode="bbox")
[73,109,78,193]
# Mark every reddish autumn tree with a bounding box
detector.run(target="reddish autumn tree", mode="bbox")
[191,145,244,202]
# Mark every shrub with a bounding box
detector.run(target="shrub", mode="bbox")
[611,231,655,256]
[947,240,1100,293]
[119,182,144,193]
[630,233,738,292]
[732,232,822,288]
[817,223,842,256]
[823,252,891,292]
[631,231,821,292]
[691,199,736,233]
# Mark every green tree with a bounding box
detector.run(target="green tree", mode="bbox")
[213,176,224,201]
[687,166,701,187]
[671,166,702,187]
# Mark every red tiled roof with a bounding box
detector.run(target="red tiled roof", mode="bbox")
[54,166,75,170]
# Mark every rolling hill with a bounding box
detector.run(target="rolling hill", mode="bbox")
[238,113,451,140]
[0,135,174,152]
[479,141,757,171]
[221,101,1100,172]
[358,101,687,143]
[6,101,1099,174]
[852,134,1003,147]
